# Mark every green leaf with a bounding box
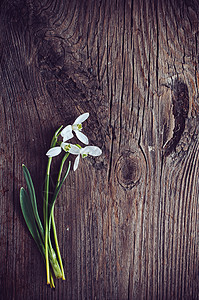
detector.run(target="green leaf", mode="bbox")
[20,187,44,254]
[49,161,71,218]
[20,187,62,281]
[22,164,44,239]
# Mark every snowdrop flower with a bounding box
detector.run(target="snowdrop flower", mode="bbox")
[46,142,74,158]
[60,113,89,145]
[67,145,102,171]
[46,143,102,171]
[46,146,62,157]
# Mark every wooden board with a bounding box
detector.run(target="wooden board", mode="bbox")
[0,0,199,299]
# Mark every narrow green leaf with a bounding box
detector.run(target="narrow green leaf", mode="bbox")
[20,187,44,253]
[20,187,58,283]
[22,164,44,239]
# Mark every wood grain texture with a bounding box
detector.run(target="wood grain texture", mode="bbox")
[0,0,199,299]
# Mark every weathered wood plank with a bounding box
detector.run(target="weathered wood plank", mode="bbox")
[0,0,199,299]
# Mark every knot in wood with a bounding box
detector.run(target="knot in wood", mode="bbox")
[116,151,142,189]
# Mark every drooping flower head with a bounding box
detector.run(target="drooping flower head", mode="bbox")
[46,146,62,158]
[60,113,89,145]
[46,112,102,169]
[66,144,102,171]
[46,143,102,171]
[46,142,74,158]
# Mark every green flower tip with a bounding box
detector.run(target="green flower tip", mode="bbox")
[55,125,64,136]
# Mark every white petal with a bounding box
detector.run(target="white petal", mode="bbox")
[74,112,89,125]
[68,144,81,155]
[81,146,102,156]
[61,143,80,154]
[46,147,62,157]
[63,132,74,142]
[61,125,73,141]
[75,130,89,145]
[73,155,80,171]
[61,125,72,135]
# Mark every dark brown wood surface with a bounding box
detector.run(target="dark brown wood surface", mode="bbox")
[0,0,199,299]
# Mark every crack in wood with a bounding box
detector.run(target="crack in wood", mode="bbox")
[163,79,189,156]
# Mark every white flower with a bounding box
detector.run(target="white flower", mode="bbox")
[60,113,89,144]
[46,142,75,157]
[46,146,62,157]
[67,145,102,171]
[46,143,102,170]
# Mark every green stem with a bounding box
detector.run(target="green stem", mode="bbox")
[44,157,52,284]
[52,210,65,280]
[43,127,63,284]
[58,153,69,182]
[49,153,69,280]
[44,127,68,282]
[50,270,55,288]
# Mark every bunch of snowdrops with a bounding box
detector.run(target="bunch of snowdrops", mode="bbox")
[20,113,102,287]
